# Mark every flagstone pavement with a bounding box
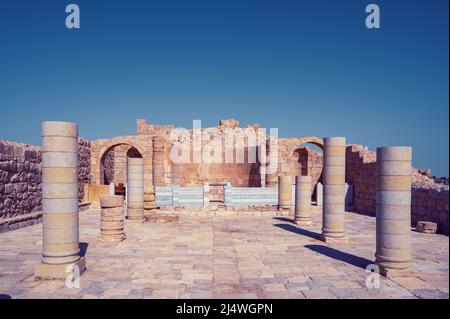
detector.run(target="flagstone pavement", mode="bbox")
[0,207,448,299]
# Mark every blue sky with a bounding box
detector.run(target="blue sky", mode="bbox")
[0,0,448,175]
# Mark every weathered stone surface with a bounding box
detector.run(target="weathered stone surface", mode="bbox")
[376,146,413,274]
[0,206,448,299]
[39,121,81,270]
[416,221,438,234]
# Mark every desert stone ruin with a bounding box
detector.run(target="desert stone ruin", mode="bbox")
[0,119,448,297]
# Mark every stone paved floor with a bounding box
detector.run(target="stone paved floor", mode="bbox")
[0,207,448,299]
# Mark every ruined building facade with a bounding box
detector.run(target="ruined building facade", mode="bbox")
[1,119,448,234]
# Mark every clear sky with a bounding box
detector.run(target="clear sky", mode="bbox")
[0,0,448,176]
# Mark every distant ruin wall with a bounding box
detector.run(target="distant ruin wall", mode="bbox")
[0,138,91,232]
[346,144,449,235]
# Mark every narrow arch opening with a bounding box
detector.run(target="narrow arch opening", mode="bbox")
[100,144,143,185]
[294,143,324,205]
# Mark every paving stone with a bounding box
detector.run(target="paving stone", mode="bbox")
[0,207,447,299]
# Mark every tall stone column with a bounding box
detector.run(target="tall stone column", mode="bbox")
[375,146,412,277]
[294,175,312,225]
[265,137,278,187]
[144,141,156,213]
[35,121,85,279]
[152,136,165,187]
[278,175,293,211]
[321,137,347,242]
[127,157,144,221]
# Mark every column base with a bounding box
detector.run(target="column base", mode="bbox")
[379,266,415,278]
[98,234,126,242]
[127,219,144,224]
[293,219,313,226]
[34,257,86,280]
[320,235,349,243]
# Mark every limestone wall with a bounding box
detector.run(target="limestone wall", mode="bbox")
[78,137,91,202]
[0,140,42,231]
[346,144,449,235]
[412,171,449,235]
[167,121,264,187]
[137,119,325,189]
[277,139,323,196]
[345,145,377,214]
[0,138,91,232]
[102,147,115,185]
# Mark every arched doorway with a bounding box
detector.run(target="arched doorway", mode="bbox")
[91,136,150,185]
[100,144,144,185]
[293,139,324,205]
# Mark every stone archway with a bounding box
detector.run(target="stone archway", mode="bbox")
[293,138,324,202]
[291,137,324,152]
[293,137,324,177]
[265,136,324,187]
[90,136,153,186]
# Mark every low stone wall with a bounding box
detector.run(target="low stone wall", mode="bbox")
[0,138,92,232]
[0,140,42,232]
[346,144,449,235]
[412,172,449,235]
[346,145,376,214]
[158,204,291,217]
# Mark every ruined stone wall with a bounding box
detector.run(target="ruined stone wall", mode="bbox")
[412,172,449,235]
[144,119,263,187]
[139,119,324,188]
[345,145,377,214]
[0,140,42,232]
[113,145,129,186]
[169,126,263,186]
[277,139,323,194]
[78,138,91,202]
[102,148,115,185]
[346,144,449,235]
[1,138,92,232]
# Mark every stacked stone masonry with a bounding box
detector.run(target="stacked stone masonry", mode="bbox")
[99,195,126,241]
[0,140,42,232]
[346,144,449,235]
[0,138,91,232]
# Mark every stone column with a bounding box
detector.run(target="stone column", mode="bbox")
[316,182,323,207]
[203,183,210,207]
[265,137,278,187]
[278,175,293,211]
[375,146,412,277]
[152,136,165,187]
[143,138,155,211]
[321,137,347,242]
[127,157,144,221]
[224,182,233,206]
[35,121,85,279]
[294,176,312,225]
[144,186,156,213]
[99,195,126,242]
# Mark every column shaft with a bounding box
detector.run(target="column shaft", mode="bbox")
[278,176,293,210]
[41,121,80,265]
[127,157,144,221]
[322,137,346,239]
[294,175,312,225]
[375,146,412,274]
[152,136,165,187]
